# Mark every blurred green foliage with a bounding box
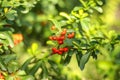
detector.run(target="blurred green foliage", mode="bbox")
[0,0,120,80]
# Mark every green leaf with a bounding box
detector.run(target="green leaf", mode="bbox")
[93,6,103,13]
[64,54,72,65]
[27,43,40,56]
[64,38,73,46]
[76,51,82,67]
[79,51,91,70]
[21,7,30,14]
[59,12,71,20]
[41,63,48,79]
[29,61,42,75]
[7,61,19,73]
[91,51,97,60]
[48,60,60,73]
[96,0,103,5]
[72,39,81,49]
[0,20,7,26]
[22,75,35,80]
[2,54,16,64]
[0,61,7,71]
[21,57,34,71]
[31,43,38,53]
[5,76,14,80]
[0,31,14,48]
[5,10,17,20]
[16,70,26,76]
[80,18,90,31]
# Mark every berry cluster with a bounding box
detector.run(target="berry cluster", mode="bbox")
[49,29,66,45]
[49,26,75,55]
[52,47,69,55]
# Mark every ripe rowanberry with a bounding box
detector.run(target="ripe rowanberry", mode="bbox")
[67,32,75,39]
[52,36,57,40]
[58,40,63,45]
[60,36,65,40]
[67,34,72,39]
[57,36,65,41]
[52,48,58,54]
[61,31,66,36]
[59,48,64,52]
[63,47,69,52]
[58,51,62,55]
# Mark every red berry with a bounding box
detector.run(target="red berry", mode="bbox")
[63,47,69,52]
[52,48,57,54]
[61,31,66,36]
[57,36,65,41]
[59,48,64,52]
[55,49,59,53]
[58,51,63,55]
[67,34,72,39]
[52,36,57,40]
[60,36,65,40]
[67,32,75,39]
[58,40,63,45]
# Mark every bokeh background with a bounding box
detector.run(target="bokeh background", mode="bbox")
[11,0,120,80]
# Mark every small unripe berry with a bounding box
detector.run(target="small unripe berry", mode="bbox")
[49,36,53,40]
[63,28,67,32]
[51,25,56,30]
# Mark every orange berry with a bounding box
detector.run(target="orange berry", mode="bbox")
[63,28,67,32]
[51,25,56,30]
[49,36,53,40]
[71,32,75,38]
[0,73,4,79]
[12,33,23,45]
[61,31,66,36]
